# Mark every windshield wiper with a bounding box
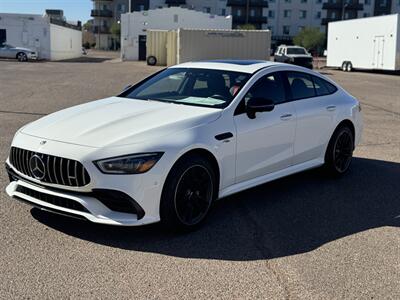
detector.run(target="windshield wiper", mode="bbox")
[147,98,180,104]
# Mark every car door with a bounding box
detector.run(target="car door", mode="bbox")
[0,44,8,58]
[233,71,296,183]
[283,71,337,164]
[0,44,13,58]
[274,48,284,62]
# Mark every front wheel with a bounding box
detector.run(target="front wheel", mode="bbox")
[17,52,28,62]
[160,155,217,231]
[341,61,348,72]
[324,126,354,176]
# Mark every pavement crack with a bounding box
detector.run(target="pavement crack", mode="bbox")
[236,201,293,300]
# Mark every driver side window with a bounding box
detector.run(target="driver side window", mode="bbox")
[235,72,286,115]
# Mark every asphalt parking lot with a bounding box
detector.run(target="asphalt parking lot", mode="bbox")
[0,53,399,299]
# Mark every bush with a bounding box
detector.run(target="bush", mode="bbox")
[293,27,325,53]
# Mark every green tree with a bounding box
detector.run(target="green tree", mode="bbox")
[293,27,325,52]
[237,23,256,30]
[110,22,121,37]
[82,20,93,31]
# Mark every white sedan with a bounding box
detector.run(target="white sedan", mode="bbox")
[5,60,363,230]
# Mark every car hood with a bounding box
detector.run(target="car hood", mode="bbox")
[21,97,222,148]
[13,47,34,52]
[289,54,312,58]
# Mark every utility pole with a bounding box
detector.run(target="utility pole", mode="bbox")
[342,2,349,20]
[245,0,250,24]
[129,0,132,13]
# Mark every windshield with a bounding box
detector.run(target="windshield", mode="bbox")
[121,68,251,109]
[287,48,307,55]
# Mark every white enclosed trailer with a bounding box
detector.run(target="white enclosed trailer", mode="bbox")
[327,14,400,71]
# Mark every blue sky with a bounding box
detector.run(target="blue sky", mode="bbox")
[0,0,92,22]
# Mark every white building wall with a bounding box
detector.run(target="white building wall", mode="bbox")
[49,24,82,60]
[267,1,326,38]
[121,7,232,61]
[0,13,82,60]
[0,13,51,59]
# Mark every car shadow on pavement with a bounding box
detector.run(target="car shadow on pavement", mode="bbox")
[54,57,113,63]
[31,157,400,261]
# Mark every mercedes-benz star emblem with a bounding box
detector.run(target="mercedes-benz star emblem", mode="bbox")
[29,155,46,180]
[40,140,47,145]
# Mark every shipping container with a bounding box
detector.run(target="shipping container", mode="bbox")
[176,29,270,64]
[146,28,271,66]
[146,30,168,66]
[327,14,400,71]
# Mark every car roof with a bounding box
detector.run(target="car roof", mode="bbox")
[170,60,283,74]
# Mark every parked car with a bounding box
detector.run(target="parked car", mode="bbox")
[0,43,38,61]
[5,60,363,231]
[274,45,313,69]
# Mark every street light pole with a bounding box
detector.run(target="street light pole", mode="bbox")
[129,0,131,13]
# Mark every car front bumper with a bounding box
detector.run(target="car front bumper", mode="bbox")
[27,53,38,60]
[5,162,160,226]
[4,133,168,226]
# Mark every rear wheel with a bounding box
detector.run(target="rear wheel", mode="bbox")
[160,155,217,231]
[346,62,353,72]
[324,126,354,176]
[17,52,28,62]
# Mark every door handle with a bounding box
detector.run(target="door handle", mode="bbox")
[280,114,293,121]
[326,105,336,111]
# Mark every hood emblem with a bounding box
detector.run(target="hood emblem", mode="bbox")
[40,140,47,145]
[29,155,46,180]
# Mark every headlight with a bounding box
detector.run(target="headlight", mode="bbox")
[94,153,163,174]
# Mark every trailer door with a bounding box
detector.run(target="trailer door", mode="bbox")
[373,36,385,69]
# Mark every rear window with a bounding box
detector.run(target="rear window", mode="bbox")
[286,72,316,100]
[312,76,338,96]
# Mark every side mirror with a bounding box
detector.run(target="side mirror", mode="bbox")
[246,97,275,119]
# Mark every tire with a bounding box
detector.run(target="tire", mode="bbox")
[346,62,353,72]
[341,61,348,72]
[160,154,217,231]
[17,52,28,62]
[324,125,354,176]
[147,55,157,66]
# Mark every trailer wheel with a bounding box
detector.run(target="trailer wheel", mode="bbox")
[341,61,348,72]
[147,56,157,66]
[346,62,353,72]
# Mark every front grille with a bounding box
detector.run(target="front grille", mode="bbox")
[293,57,312,64]
[10,147,90,187]
[16,185,89,213]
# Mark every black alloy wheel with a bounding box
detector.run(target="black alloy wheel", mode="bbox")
[325,126,354,176]
[174,165,213,226]
[333,130,353,173]
[160,155,217,231]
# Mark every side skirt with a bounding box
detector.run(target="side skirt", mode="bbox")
[218,158,324,199]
